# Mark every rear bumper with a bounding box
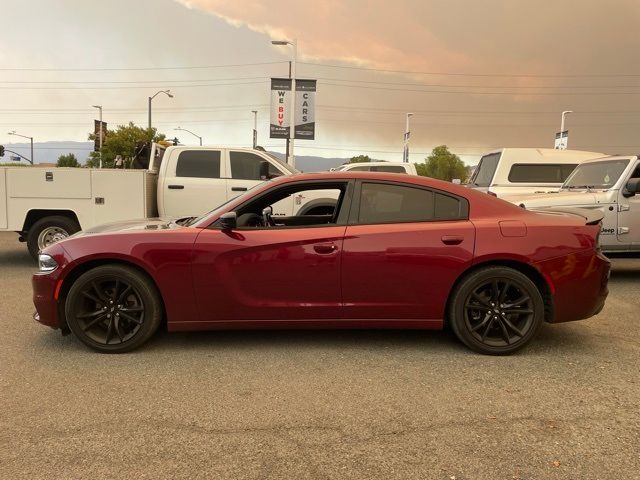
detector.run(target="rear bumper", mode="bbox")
[538,249,610,323]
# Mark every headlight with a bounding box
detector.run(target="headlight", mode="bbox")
[38,254,58,272]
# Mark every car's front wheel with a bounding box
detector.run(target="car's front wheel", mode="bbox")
[65,265,162,353]
[448,266,544,355]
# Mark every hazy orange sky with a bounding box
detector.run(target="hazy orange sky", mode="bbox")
[2,0,640,163]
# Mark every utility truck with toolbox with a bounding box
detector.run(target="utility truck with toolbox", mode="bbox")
[0,144,332,258]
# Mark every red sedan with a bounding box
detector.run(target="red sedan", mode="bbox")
[32,172,609,355]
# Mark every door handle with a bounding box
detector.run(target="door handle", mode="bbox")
[232,187,248,192]
[168,185,184,190]
[314,243,338,254]
[441,235,464,245]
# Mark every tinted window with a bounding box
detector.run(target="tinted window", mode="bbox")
[371,165,406,173]
[434,193,463,219]
[230,151,281,180]
[359,183,435,223]
[176,150,221,178]
[508,163,577,183]
[470,153,500,187]
[348,166,371,172]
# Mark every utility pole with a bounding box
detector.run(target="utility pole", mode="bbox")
[92,105,103,168]
[252,110,258,148]
[403,113,413,163]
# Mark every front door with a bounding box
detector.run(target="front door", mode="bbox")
[191,180,352,322]
[618,160,640,245]
[341,181,475,321]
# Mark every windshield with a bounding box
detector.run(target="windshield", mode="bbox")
[562,159,630,190]
[262,152,299,175]
[469,152,500,187]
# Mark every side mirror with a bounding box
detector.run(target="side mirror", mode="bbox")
[259,161,282,180]
[219,212,237,230]
[623,178,640,197]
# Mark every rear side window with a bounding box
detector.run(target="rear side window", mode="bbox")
[357,182,468,224]
[471,153,500,187]
[508,163,577,183]
[371,165,407,173]
[230,151,280,180]
[176,150,221,178]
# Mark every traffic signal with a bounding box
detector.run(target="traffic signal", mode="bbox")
[0,145,4,157]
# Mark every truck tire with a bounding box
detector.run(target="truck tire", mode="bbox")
[27,216,80,259]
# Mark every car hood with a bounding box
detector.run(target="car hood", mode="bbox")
[74,217,183,236]
[505,191,599,208]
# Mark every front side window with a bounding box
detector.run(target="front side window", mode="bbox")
[176,150,221,178]
[230,151,282,180]
[470,153,501,187]
[508,163,577,183]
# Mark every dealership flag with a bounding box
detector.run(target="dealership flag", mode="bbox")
[554,130,568,150]
[270,78,316,140]
[93,120,107,152]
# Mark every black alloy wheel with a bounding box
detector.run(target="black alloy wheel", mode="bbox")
[449,266,544,355]
[65,265,162,353]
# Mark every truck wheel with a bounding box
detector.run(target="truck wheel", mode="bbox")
[27,216,80,259]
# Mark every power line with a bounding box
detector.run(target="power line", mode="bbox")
[0,61,285,72]
[0,80,268,90]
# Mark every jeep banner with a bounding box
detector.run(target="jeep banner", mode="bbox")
[270,78,316,140]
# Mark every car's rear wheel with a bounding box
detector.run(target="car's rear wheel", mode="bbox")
[65,265,162,353]
[448,266,544,355]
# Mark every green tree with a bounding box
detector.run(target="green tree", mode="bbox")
[86,122,166,168]
[349,155,372,164]
[56,153,81,168]
[415,145,467,181]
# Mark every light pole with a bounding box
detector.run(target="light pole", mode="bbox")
[271,39,297,167]
[174,127,202,146]
[251,110,258,148]
[402,113,413,163]
[557,110,572,150]
[8,131,33,165]
[92,105,103,168]
[148,90,173,130]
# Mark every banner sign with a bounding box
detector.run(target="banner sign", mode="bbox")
[270,78,316,140]
[554,130,568,150]
[93,120,108,151]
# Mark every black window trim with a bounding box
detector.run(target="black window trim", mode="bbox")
[507,162,578,184]
[208,179,355,230]
[348,179,470,226]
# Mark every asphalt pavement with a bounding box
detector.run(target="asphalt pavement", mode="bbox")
[0,231,638,479]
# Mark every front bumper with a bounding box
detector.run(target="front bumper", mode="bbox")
[32,271,62,329]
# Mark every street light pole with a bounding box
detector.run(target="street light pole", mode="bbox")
[251,110,258,148]
[148,90,174,130]
[403,113,413,163]
[174,127,203,146]
[272,39,297,168]
[7,131,34,165]
[92,105,103,168]
[558,110,572,150]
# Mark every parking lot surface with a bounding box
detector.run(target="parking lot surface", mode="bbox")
[0,231,638,479]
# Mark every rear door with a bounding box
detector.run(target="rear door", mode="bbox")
[341,180,475,321]
[162,149,227,218]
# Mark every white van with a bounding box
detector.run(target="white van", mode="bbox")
[467,148,605,197]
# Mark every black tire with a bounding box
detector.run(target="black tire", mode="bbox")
[27,215,80,259]
[448,266,544,355]
[65,265,163,353]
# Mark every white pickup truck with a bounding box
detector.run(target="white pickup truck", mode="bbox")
[330,161,418,175]
[1,144,337,258]
[509,155,640,253]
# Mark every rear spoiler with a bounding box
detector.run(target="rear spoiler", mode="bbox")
[527,207,604,225]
